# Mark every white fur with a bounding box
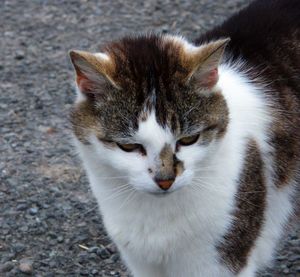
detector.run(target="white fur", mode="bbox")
[95,52,110,61]
[75,87,87,103]
[164,34,200,53]
[73,62,294,276]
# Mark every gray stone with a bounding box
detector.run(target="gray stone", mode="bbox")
[29,207,38,215]
[0,261,14,273]
[13,243,25,253]
[97,247,111,259]
[19,259,33,274]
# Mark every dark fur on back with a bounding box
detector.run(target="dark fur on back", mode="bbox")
[196,0,300,188]
[196,0,300,66]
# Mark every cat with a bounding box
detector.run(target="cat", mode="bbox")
[68,0,300,276]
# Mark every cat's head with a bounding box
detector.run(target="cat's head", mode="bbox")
[69,34,229,195]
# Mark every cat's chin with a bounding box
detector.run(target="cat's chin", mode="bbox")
[145,187,180,197]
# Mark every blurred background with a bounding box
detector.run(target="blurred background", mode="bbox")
[1,0,299,276]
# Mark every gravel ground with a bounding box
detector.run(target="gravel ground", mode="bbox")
[1,0,300,276]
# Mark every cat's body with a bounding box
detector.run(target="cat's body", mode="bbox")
[69,0,300,276]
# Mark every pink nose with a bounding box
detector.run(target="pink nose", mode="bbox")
[156,179,175,191]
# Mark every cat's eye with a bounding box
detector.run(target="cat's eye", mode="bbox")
[117,143,146,155]
[177,134,200,147]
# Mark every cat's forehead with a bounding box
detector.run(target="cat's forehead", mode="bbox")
[135,110,173,150]
[94,35,200,133]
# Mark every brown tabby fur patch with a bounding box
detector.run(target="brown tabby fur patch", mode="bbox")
[70,101,103,145]
[157,144,184,180]
[217,140,266,273]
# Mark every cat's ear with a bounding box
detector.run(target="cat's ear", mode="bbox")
[69,50,119,96]
[183,38,230,89]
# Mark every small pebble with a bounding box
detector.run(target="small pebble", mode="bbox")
[16,203,28,211]
[277,255,288,261]
[57,236,64,243]
[13,243,25,253]
[49,239,57,246]
[15,50,25,60]
[46,127,56,134]
[48,232,57,239]
[290,235,298,240]
[89,253,98,260]
[20,225,29,232]
[78,252,89,264]
[91,269,98,275]
[88,246,99,253]
[282,267,289,274]
[289,239,300,246]
[2,229,9,235]
[288,254,300,262]
[29,207,38,215]
[49,260,56,268]
[19,259,33,274]
[111,254,120,262]
[80,269,89,276]
[97,247,111,259]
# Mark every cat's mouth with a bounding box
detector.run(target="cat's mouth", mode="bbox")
[146,187,178,197]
